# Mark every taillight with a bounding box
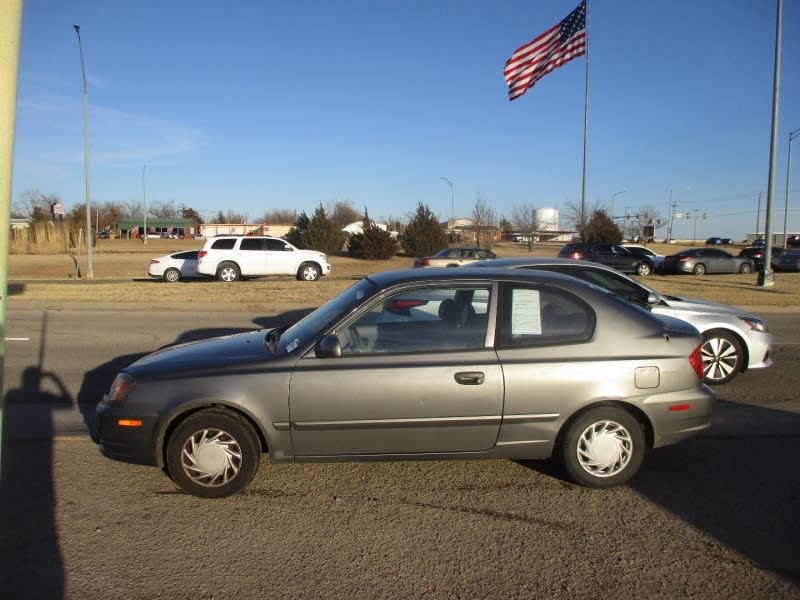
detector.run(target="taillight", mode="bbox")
[198,250,208,258]
[569,252,585,259]
[149,259,160,265]
[421,257,430,266]
[678,256,691,263]
[689,345,704,380]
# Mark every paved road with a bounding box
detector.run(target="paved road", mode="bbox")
[1,303,798,598]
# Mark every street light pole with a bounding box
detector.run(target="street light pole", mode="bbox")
[783,127,799,246]
[142,165,148,245]
[440,177,454,221]
[73,24,93,278]
[611,189,626,221]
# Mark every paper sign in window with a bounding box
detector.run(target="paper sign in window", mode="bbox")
[511,289,542,335]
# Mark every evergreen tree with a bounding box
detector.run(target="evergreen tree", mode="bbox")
[347,209,397,260]
[399,202,448,256]
[580,210,623,243]
[298,204,346,254]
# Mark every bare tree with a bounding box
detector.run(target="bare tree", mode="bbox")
[511,202,538,251]
[472,192,496,250]
[12,189,61,220]
[123,200,143,217]
[330,199,360,228]
[258,209,297,224]
[148,200,179,219]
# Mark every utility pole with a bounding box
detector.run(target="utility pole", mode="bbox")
[73,24,94,278]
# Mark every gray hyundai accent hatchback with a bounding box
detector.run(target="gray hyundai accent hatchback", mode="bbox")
[96,267,715,498]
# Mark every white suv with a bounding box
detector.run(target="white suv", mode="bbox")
[197,236,332,282]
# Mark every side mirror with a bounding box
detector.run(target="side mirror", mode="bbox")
[284,244,294,252]
[646,292,660,305]
[315,334,342,358]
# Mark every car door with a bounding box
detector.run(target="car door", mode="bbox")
[704,249,733,273]
[262,237,298,275]
[288,284,503,457]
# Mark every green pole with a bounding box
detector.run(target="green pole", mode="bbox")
[0,0,24,467]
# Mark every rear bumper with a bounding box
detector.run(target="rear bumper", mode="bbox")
[641,386,717,448]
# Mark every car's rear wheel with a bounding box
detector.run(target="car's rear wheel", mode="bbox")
[692,263,706,275]
[163,267,181,283]
[166,409,260,498]
[297,262,320,281]
[739,263,753,274]
[635,262,652,277]
[559,406,644,488]
[701,330,743,385]
[217,262,240,282]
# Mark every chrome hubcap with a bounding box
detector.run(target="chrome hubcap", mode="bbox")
[220,268,236,282]
[303,267,317,280]
[701,337,738,381]
[180,428,242,488]
[576,420,632,477]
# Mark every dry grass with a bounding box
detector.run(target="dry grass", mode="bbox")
[6,239,799,310]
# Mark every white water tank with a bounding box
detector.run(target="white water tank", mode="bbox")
[534,207,559,231]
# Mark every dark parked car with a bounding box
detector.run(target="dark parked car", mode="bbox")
[661,248,754,275]
[776,250,800,272]
[785,235,800,248]
[557,243,655,276]
[705,237,723,245]
[738,246,788,271]
[96,267,714,497]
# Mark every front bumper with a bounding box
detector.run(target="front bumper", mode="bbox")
[95,397,162,467]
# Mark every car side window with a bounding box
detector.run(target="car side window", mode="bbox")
[265,238,289,251]
[211,238,236,250]
[498,284,595,347]
[240,238,262,251]
[339,286,491,355]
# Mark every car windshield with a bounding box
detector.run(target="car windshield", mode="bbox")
[276,277,380,354]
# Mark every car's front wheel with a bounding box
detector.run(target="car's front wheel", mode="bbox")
[217,262,240,282]
[701,330,743,384]
[635,262,652,277]
[163,267,181,283]
[166,409,261,498]
[739,262,753,274]
[297,262,320,281]
[559,406,645,488]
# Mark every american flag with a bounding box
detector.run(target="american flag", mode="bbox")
[503,1,587,101]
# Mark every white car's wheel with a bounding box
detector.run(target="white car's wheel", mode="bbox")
[217,262,240,282]
[560,406,645,488]
[163,267,181,283]
[636,262,652,277]
[701,330,743,384]
[297,262,320,281]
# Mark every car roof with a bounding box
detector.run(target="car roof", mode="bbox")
[365,264,613,293]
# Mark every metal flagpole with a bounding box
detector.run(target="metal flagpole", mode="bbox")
[580,0,590,236]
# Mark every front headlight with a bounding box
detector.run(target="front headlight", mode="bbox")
[108,372,136,403]
[738,316,768,333]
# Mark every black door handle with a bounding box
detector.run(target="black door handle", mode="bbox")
[454,371,485,385]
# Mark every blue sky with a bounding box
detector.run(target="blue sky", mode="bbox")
[11,0,800,240]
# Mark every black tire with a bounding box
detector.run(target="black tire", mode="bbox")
[559,405,645,488]
[166,409,260,498]
[739,262,753,274]
[635,262,652,277]
[163,267,181,283]
[296,262,320,281]
[692,263,706,276]
[701,329,744,385]
[217,262,240,282]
